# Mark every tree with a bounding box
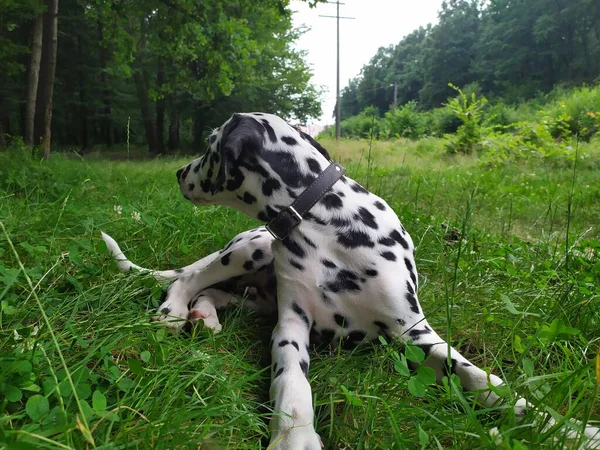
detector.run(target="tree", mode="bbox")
[41,0,58,159]
[24,3,44,146]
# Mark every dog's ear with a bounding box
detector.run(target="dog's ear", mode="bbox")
[211,114,264,194]
[296,128,331,161]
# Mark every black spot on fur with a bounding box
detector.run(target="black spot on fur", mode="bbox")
[250,235,261,241]
[160,307,171,315]
[461,362,473,367]
[351,182,369,194]
[278,340,289,347]
[299,360,309,377]
[337,230,375,248]
[365,269,378,277]
[243,260,254,271]
[326,269,360,293]
[262,178,281,196]
[419,344,433,357]
[252,249,264,261]
[405,257,417,286]
[200,179,211,193]
[193,163,201,173]
[396,318,406,326]
[355,207,378,229]
[391,230,409,249]
[291,341,300,351]
[221,253,231,266]
[374,321,388,330]
[175,269,184,274]
[281,135,298,146]
[274,367,284,379]
[334,313,348,327]
[211,152,220,164]
[322,259,337,269]
[301,234,317,248]
[406,280,415,295]
[292,302,310,327]
[187,183,195,192]
[226,166,245,191]
[282,238,306,259]
[304,212,328,226]
[181,164,191,180]
[374,200,386,211]
[320,329,335,343]
[290,259,305,271]
[378,236,396,246]
[343,330,367,349]
[209,135,217,144]
[381,251,397,261]
[321,193,343,210]
[306,158,321,174]
[405,293,420,314]
[408,328,431,340]
[261,119,278,143]
[262,151,315,188]
[242,192,256,204]
[331,216,351,228]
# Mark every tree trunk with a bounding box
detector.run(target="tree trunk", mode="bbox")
[42,0,59,160]
[134,69,159,153]
[156,59,166,154]
[0,112,6,150]
[25,10,44,146]
[168,103,180,151]
[77,35,88,152]
[98,20,113,147]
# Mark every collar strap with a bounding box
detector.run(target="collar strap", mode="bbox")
[266,161,346,240]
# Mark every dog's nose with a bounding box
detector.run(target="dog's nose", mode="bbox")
[176,168,184,181]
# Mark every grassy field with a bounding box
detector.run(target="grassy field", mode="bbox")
[0,138,599,449]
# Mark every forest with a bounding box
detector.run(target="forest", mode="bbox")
[0,0,323,156]
[339,0,600,118]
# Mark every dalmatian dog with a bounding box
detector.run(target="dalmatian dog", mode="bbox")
[105,112,599,449]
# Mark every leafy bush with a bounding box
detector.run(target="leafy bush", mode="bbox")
[381,101,429,140]
[427,105,461,136]
[542,85,600,141]
[444,84,488,154]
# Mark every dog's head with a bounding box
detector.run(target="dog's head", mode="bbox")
[177,113,332,220]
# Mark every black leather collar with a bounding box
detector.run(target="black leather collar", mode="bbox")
[266,161,346,240]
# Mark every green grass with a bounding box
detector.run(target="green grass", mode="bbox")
[0,139,599,449]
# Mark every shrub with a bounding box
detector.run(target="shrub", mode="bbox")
[542,85,600,141]
[444,84,488,154]
[428,105,461,136]
[382,101,429,140]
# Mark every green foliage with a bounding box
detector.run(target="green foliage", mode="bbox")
[340,0,600,117]
[444,84,488,154]
[382,102,429,140]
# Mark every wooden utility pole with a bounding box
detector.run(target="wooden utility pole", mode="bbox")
[320,2,354,141]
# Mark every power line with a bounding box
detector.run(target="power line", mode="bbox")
[319,1,354,141]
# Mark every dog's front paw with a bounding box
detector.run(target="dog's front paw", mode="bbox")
[187,299,222,333]
[268,427,322,450]
[153,300,188,328]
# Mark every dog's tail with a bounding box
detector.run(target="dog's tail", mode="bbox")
[101,231,218,282]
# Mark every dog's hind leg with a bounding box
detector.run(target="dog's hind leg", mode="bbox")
[155,229,274,328]
[392,315,600,446]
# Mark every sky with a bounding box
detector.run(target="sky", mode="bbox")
[291,0,445,126]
